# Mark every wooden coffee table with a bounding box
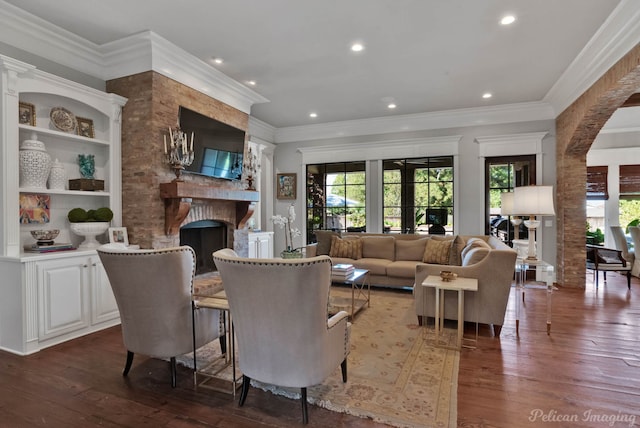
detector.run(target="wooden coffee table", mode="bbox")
[330,268,370,319]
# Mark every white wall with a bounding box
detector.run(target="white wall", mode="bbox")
[272,119,558,263]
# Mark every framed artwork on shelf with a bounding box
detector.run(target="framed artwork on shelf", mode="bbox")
[19,102,36,126]
[109,227,129,245]
[19,194,50,224]
[276,173,296,200]
[76,117,95,138]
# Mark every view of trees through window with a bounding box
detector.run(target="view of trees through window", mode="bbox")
[383,156,453,234]
[306,162,366,242]
[486,156,535,243]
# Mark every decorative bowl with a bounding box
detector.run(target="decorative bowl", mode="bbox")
[440,271,458,282]
[30,229,60,244]
[69,222,109,249]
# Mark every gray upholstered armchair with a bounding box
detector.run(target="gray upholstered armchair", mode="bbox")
[212,249,351,424]
[97,246,225,387]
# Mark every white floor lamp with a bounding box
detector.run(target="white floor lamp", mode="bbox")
[513,185,556,261]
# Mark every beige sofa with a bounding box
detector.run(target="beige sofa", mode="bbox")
[308,231,517,335]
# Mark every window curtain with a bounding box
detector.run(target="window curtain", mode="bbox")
[586,166,608,200]
[619,164,640,199]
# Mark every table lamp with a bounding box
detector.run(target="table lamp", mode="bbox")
[513,185,555,261]
[500,191,522,240]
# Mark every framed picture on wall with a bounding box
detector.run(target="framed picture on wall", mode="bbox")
[276,173,296,200]
[76,117,95,138]
[19,102,36,126]
[108,227,129,245]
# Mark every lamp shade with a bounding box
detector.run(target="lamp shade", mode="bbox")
[500,191,515,215]
[513,185,556,216]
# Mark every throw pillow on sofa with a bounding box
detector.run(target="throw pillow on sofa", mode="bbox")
[329,235,363,259]
[395,238,428,261]
[460,237,491,260]
[361,236,396,260]
[314,230,340,255]
[423,238,453,264]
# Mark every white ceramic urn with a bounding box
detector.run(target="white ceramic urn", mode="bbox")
[48,158,66,190]
[19,132,51,189]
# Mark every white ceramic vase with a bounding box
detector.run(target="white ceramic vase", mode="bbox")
[19,132,51,189]
[48,158,66,190]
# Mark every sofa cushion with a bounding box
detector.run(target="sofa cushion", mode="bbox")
[314,230,340,255]
[395,238,428,261]
[329,235,363,259]
[462,247,490,266]
[423,238,453,264]
[386,260,422,278]
[352,258,392,276]
[448,235,466,266]
[461,237,491,260]
[362,236,396,260]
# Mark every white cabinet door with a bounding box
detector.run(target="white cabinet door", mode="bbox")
[37,257,90,340]
[90,256,119,324]
[248,232,274,258]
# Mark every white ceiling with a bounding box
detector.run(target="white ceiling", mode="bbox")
[0,0,631,129]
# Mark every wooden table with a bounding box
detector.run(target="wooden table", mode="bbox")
[421,275,478,350]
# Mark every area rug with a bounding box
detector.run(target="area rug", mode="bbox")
[179,288,459,428]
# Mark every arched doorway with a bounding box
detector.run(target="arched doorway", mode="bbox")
[556,43,640,288]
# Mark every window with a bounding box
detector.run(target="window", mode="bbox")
[306,162,366,241]
[383,156,453,234]
[486,155,535,242]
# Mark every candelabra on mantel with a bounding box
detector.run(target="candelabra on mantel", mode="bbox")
[243,146,260,190]
[163,127,194,181]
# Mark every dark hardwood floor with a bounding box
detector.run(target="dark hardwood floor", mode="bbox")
[0,271,638,427]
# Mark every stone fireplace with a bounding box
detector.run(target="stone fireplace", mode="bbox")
[106,71,255,254]
[159,180,258,269]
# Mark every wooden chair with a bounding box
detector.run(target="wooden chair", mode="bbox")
[586,244,631,289]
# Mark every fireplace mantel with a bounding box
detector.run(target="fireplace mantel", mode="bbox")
[160,181,259,235]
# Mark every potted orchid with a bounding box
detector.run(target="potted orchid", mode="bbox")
[272,204,303,258]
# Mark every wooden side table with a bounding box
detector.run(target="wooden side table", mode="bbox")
[421,275,478,350]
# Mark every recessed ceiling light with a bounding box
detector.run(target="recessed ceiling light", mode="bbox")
[387,103,397,109]
[247,80,256,86]
[500,15,516,25]
[482,93,492,99]
[309,112,318,118]
[351,43,364,52]
[213,57,223,64]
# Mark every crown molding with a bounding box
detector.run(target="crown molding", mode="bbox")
[100,31,268,114]
[475,132,549,157]
[0,1,104,75]
[248,116,277,143]
[544,0,640,115]
[275,102,554,144]
[0,2,268,115]
[297,135,462,164]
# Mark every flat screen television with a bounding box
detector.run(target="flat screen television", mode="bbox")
[178,106,246,181]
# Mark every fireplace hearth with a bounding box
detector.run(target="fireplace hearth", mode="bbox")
[180,220,227,275]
